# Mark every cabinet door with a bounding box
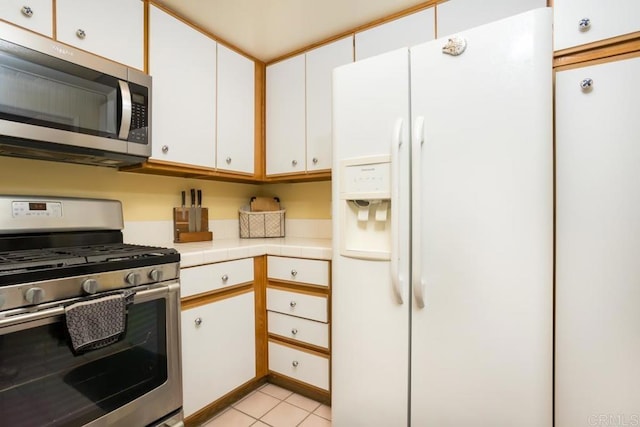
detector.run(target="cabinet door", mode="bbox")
[181,291,256,417]
[0,0,52,37]
[149,5,217,168]
[554,0,640,51]
[56,0,143,69]
[306,36,353,171]
[355,8,435,61]
[266,54,305,176]
[436,0,545,37]
[217,44,255,174]
[556,56,640,426]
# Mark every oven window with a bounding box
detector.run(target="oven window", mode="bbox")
[0,299,167,426]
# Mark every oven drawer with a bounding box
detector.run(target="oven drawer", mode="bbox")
[267,256,329,287]
[266,288,327,322]
[181,258,254,298]
[269,341,329,391]
[268,311,329,348]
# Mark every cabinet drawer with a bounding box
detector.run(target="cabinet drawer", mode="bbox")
[269,341,329,391]
[267,288,327,322]
[267,256,329,287]
[181,258,254,298]
[0,0,53,37]
[268,311,329,348]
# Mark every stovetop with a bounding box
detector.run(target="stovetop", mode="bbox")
[0,243,180,286]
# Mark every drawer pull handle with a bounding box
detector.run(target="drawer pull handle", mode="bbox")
[580,78,593,92]
[161,145,169,154]
[578,17,591,31]
[21,6,34,17]
[76,29,86,39]
[194,317,203,327]
[291,269,298,277]
[292,160,298,167]
[291,328,298,335]
[221,274,229,282]
[292,360,299,367]
[290,301,297,308]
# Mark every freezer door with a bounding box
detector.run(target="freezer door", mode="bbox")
[409,8,553,426]
[332,48,411,427]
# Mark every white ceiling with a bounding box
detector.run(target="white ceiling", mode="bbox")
[153,0,431,62]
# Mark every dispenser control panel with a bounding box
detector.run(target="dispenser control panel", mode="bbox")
[341,156,391,199]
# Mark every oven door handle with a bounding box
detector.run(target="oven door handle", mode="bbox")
[0,283,179,328]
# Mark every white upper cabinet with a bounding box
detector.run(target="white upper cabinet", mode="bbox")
[306,36,353,171]
[149,5,217,168]
[56,0,144,70]
[266,54,306,176]
[553,0,640,51]
[0,0,53,37]
[436,0,546,37]
[355,8,434,61]
[267,37,353,176]
[217,44,255,174]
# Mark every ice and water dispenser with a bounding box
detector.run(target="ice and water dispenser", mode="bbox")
[339,155,392,260]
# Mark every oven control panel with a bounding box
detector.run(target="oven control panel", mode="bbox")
[12,201,62,218]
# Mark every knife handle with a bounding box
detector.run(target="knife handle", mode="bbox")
[181,191,186,207]
[197,189,202,207]
[190,189,196,207]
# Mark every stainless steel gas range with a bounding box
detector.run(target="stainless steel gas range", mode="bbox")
[0,196,183,427]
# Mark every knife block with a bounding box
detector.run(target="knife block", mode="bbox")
[173,207,213,243]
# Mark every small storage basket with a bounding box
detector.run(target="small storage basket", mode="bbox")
[239,206,285,238]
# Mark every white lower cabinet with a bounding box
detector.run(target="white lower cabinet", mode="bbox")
[181,291,256,417]
[268,311,329,348]
[268,341,329,391]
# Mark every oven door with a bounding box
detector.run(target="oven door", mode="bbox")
[0,282,182,427]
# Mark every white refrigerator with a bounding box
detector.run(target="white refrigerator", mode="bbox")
[331,8,553,426]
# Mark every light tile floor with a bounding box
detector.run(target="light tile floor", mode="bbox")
[202,384,331,427]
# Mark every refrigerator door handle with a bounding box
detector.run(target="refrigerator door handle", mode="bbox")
[390,117,404,304]
[412,116,426,309]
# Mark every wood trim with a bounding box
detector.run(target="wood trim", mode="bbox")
[184,376,267,427]
[254,256,269,377]
[147,0,262,63]
[52,0,57,39]
[143,0,149,74]
[554,36,640,70]
[119,159,262,183]
[267,373,330,406]
[266,0,445,65]
[263,170,332,183]
[267,281,330,297]
[181,283,254,310]
[254,61,266,180]
[268,333,329,356]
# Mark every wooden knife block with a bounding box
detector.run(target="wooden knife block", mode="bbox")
[173,207,213,243]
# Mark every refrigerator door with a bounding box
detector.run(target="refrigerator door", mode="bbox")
[332,48,411,427]
[409,8,553,426]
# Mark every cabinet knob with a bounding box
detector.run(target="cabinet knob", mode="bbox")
[291,159,298,167]
[578,17,591,31]
[290,269,297,277]
[161,145,169,154]
[312,157,318,164]
[194,317,203,327]
[76,29,86,40]
[21,6,34,17]
[580,78,594,92]
[290,301,297,308]
[292,360,299,367]
[226,157,232,164]
[291,328,298,335]
[221,274,229,282]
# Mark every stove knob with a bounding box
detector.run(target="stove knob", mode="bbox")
[82,279,98,294]
[126,272,141,286]
[148,269,163,282]
[25,287,45,305]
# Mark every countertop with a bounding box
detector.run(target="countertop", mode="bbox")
[168,237,333,268]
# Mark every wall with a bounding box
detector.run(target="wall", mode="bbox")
[0,156,332,221]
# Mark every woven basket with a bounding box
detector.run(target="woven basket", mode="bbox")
[239,206,285,238]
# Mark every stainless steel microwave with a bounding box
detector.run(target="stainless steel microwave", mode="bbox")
[0,21,151,167]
